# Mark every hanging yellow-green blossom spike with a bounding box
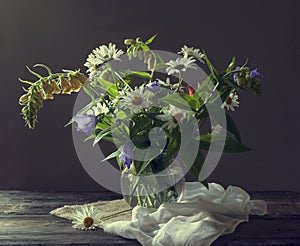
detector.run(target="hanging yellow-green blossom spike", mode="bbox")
[18,65,88,129]
[19,84,45,129]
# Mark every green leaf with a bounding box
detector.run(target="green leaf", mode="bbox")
[84,134,95,142]
[202,52,220,83]
[165,126,181,159]
[180,94,201,111]
[101,149,121,162]
[196,134,251,153]
[195,75,218,103]
[159,94,191,111]
[140,44,150,51]
[130,114,153,149]
[95,115,113,131]
[96,78,118,97]
[145,34,158,45]
[225,56,236,73]
[93,128,112,146]
[181,145,205,179]
[200,179,209,189]
[130,71,152,79]
[137,160,152,175]
[225,113,241,142]
[83,86,95,102]
[116,110,127,120]
[223,78,240,90]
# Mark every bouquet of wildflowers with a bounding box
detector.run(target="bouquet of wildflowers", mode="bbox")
[18,34,263,207]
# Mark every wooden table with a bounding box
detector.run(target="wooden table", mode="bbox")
[0,190,299,245]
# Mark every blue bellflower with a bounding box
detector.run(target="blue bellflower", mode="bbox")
[73,115,97,135]
[233,66,240,83]
[119,142,133,168]
[119,154,132,169]
[250,69,263,80]
[147,81,160,93]
[115,117,121,125]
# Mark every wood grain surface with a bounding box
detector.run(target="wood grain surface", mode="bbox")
[0,191,299,245]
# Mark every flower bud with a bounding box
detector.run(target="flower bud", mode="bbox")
[76,73,89,85]
[246,80,252,89]
[186,85,195,96]
[50,80,61,94]
[60,78,72,94]
[243,66,250,72]
[124,39,133,45]
[42,81,54,94]
[22,106,29,113]
[30,99,42,110]
[19,94,29,105]
[237,77,245,87]
[42,81,55,99]
[69,76,82,92]
[147,55,155,70]
[35,90,45,102]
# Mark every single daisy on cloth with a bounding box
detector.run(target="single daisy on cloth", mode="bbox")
[70,205,102,230]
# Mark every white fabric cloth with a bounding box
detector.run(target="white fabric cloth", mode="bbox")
[50,182,266,246]
[103,182,266,246]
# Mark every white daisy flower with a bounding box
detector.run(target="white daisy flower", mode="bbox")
[120,87,151,114]
[84,43,124,74]
[157,105,189,130]
[71,205,102,230]
[178,45,205,63]
[221,92,240,111]
[86,102,110,116]
[165,57,197,75]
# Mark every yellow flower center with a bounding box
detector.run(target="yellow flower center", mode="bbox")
[226,97,232,105]
[83,216,94,228]
[131,96,143,105]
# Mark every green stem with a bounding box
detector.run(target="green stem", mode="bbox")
[100,208,133,221]
[174,75,183,93]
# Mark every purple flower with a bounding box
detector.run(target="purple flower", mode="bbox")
[123,142,133,158]
[147,81,160,93]
[73,114,97,135]
[233,66,240,83]
[116,117,121,125]
[250,69,263,80]
[119,153,132,169]
[119,142,133,168]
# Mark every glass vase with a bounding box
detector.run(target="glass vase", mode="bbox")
[121,164,185,208]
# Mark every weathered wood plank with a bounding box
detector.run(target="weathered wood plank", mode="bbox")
[0,191,299,245]
[212,217,300,245]
[0,216,138,245]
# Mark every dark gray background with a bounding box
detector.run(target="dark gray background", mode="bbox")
[0,0,299,191]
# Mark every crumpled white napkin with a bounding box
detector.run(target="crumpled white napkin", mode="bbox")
[103,182,267,246]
